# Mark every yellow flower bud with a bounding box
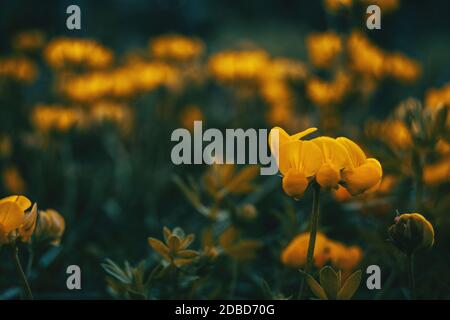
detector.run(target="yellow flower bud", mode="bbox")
[35,209,65,245]
[388,213,434,255]
[282,170,308,200]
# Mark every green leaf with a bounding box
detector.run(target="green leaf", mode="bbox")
[337,270,362,300]
[299,270,328,300]
[320,266,339,300]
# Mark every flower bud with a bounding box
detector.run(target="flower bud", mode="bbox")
[282,170,308,200]
[34,209,65,245]
[388,213,434,255]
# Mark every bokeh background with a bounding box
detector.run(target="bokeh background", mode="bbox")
[0,0,449,299]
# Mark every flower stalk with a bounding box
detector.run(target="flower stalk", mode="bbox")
[298,182,321,299]
[407,253,416,300]
[10,244,33,300]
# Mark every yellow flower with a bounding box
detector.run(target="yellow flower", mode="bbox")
[208,49,270,83]
[423,159,450,186]
[0,57,38,83]
[365,119,413,150]
[361,0,400,12]
[388,213,434,255]
[328,242,362,276]
[324,0,353,13]
[306,31,342,69]
[281,232,330,268]
[0,195,31,245]
[3,166,26,194]
[281,232,363,277]
[34,209,65,245]
[269,127,322,199]
[306,71,351,106]
[12,30,46,51]
[31,104,84,132]
[337,137,382,195]
[311,137,350,189]
[149,34,204,61]
[44,38,113,69]
[383,53,421,83]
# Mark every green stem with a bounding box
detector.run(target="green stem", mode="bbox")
[26,247,34,277]
[407,254,416,300]
[298,183,321,299]
[11,245,33,300]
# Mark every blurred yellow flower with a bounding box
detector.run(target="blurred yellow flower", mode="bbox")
[62,61,178,102]
[208,49,270,83]
[0,135,12,157]
[365,119,413,150]
[34,209,65,245]
[89,101,134,133]
[12,30,46,51]
[218,226,262,261]
[3,166,26,194]
[44,37,114,69]
[347,31,384,78]
[423,159,450,186]
[337,137,383,195]
[306,71,351,106]
[281,232,362,275]
[281,232,330,268]
[323,0,353,13]
[0,57,37,83]
[31,104,85,132]
[149,34,204,61]
[306,31,342,69]
[361,0,400,12]
[383,53,421,83]
[262,58,307,82]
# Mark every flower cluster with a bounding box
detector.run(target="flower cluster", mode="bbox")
[269,127,382,199]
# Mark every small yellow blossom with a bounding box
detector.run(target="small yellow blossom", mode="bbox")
[208,49,270,83]
[306,31,342,69]
[31,104,84,132]
[337,137,383,195]
[44,38,113,69]
[149,34,204,61]
[0,57,38,83]
[3,166,26,194]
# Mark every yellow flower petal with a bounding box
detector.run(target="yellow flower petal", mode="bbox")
[0,201,24,233]
[341,159,382,195]
[282,169,308,199]
[336,137,367,168]
[312,136,350,170]
[0,195,31,211]
[316,163,340,189]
